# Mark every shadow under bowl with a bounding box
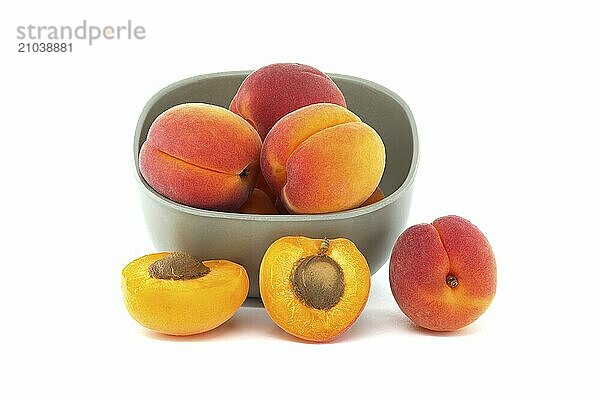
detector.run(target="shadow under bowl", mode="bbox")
[134,71,419,298]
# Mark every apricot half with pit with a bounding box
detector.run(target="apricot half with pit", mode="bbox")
[121,251,249,336]
[260,236,371,342]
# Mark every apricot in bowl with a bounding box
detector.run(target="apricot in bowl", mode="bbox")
[134,71,418,297]
[237,188,277,215]
[361,187,385,207]
[260,236,370,342]
[139,103,261,211]
[121,251,249,335]
[261,103,385,214]
[230,63,347,139]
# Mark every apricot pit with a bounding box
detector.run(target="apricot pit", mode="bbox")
[122,251,249,336]
[291,250,345,310]
[148,251,210,280]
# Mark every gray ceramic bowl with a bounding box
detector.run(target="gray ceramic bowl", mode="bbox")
[134,71,418,297]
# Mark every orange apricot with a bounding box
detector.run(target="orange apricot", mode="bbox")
[360,187,385,207]
[121,252,249,335]
[255,171,277,202]
[261,103,385,214]
[237,188,277,214]
[259,236,371,342]
[139,103,261,211]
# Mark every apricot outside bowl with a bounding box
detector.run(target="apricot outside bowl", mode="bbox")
[134,71,419,298]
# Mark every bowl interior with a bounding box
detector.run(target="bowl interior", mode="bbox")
[135,72,416,202]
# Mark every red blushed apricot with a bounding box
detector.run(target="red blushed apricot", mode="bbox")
[230,63,346,139]
[140,145,256,210]
[237,188,277,214]
[260,237,371,342]
[389,215,497,331]
[261,103,385,214]
[139,103,262,211]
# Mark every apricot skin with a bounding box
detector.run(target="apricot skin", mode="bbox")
[121,252,249,336]
[237,188,277,214]
[255,171,276,202]
[261,103,385,214]
[389,215,496,331]
[261,103,360,197]
[139,103,261,211]
[230,63,346,139]
[360,187,385,207]
[259,236,371,342]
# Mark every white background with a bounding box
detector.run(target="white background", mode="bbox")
[2,1,599,398]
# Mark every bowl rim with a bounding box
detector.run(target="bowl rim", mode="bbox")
[133,70,419,221]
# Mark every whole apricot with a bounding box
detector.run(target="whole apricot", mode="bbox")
[230,63,346,139]
[261,103,385,214]
[389,215,496,331]
[139,103,261,211]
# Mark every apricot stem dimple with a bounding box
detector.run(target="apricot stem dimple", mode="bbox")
[239,167,250,177]
[148,251,210,280]
[446,274,459,288]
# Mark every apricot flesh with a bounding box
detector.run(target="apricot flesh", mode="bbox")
[260,236,371,342]
[389,215,497,331]
[121,252,249,336]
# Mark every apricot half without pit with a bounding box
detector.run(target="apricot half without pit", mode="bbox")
[121,251,249,336]
[260,236,371,342]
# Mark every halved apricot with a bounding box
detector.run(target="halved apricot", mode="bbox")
[259,236,371,342]
[121,251,249,336]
